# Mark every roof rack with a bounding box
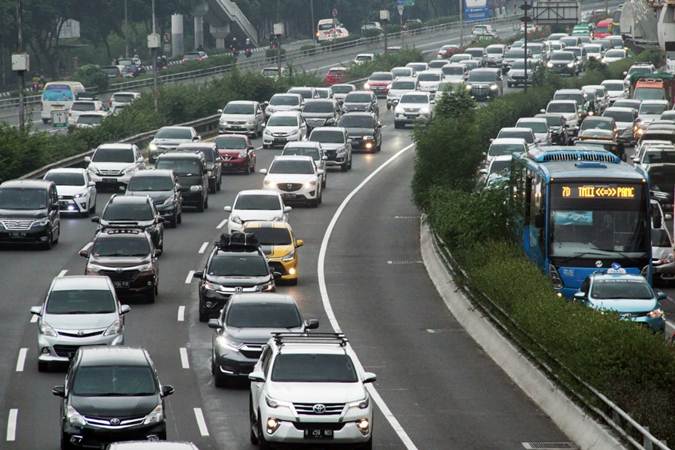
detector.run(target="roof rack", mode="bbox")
[215,232,259,250]
[104,228,143,235]
[271,332,349,347]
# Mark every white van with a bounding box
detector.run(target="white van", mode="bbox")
[316,18,350,42]
[40,81,86,124]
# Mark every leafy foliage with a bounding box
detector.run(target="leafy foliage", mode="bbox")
[73,64,109,92]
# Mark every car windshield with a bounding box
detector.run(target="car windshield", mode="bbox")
[585,45,602,52]
[552,51,574,61]
[289,89,313,99]
[310,130,345,143]
[71,102,95,112]
[102,202,153,221]
[208,252,269,277]
[392,80,417,89]
[603,110,634,122]
[270,95,300,106]
[486,47,503,54]
[92,148,134,163]
[345,93,371,103]
[72,366,156,396]
[391,68,411,77]
[517,121,547,133]
[283,147,320,159]
[271,354,358,382]
[127,176,173,191]
[339,115,375,128]
[46,289,116,314]
[489,143,525,156]
[369,73,392,81]
[268,116,298,127]
[215,136,247,150]
[0,188,47,210]
[603,82,624,91]
[44,172,85,186]
[400,94,428,104]
[303,101,334,113]
[442,66,464,75]
[640,103,667,115]
[581,118,613,130]
[606,50,625,58]
[505,50,525,58]
[418,73,441,81]
[634,88,665,100]
[468,71,497,82]
[244,227,292,245]
[179,147,215,162]
[223,103,254,114]
[331,85,353,94]
[643,150,675,164]
[234,194,281,210]
[226,303,301,328]
[155,158,202,176]
[652,228,672,247]
[270,160,314,174]
[499,130,533,143]
[78,115,103,125]
[155,128,193,139]
[591,279,653,299]
[547,102,576,113]
[112,94,135,103]
[92,236,150,257]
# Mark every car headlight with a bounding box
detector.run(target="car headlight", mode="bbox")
[39,321,58,337]
[465,84,472,90]
[265,395,291,409]
[271,215,283,222]
[567,62,574,68]
[86,263,105,273]
[203,280,222,291]
[304,180,317,188]
[260,281,275,292]
[67,404,87,427]
[190,185,203,192]
[263,179,273,186]
[281,249,295,262]
[161,196,175,207]
[347,396,370,410]
[648,308,664,319]
[103,319,122,337]
[546,62,553,68]
[133,262,154,272]
[264,128,272,135]
[288,129,299,136]
[364,82,370,89]
[143,404,164,425]
[490,84,498,90]
[219,119,227,125]
[73,192,85,198]
[148,142,158,151]
[230,215,242,224]
[31,218,50,228]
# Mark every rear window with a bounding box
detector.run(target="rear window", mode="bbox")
[498,129,534,143]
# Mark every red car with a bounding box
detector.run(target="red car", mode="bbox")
[214,134,256,174]
[437,44,462,59]
[324,66,347,86]
[364,71,394,97]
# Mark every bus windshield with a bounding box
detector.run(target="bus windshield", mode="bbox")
[548,182,648,259]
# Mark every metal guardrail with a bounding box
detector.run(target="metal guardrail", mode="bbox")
[429,230,671,450]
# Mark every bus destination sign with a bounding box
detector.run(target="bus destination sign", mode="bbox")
[559,184,637,200]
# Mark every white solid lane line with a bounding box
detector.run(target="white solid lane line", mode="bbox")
[216,218,227,230]
[6,408,17,441]
[177,305,185,322]
[317,143,418,450]
[185,271,195,284]
[57,269,68,278]
[179,348,190,369]
[198,242,209,254]
[193,408,210,437]
[15,348,27,372]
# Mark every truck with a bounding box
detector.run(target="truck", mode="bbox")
[629,73,675,106]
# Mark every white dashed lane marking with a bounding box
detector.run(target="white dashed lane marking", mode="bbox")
[179,348,190,369]
[185,271,195,284]
[193,408,209,436]
[177,306,185,322]
[6,408,17,441]
[15,348,27,372]
[216,218,227,230]
[198,242,208,254]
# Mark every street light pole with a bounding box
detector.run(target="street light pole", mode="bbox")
[459,0,464,48]
[16,0,25,131]
[151,0,158,112]
[310,0,316,43]
[124,0,129,57]
[520,0,532,93]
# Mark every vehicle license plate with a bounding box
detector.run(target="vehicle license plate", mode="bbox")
[304,428,333,440]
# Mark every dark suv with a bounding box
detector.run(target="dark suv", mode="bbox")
[126,170,183,228]
[93,195,164,253]
[0,180,61,249]
[155,153,209,212]
[338,112,382,152]
[52,346,174,449]
[81,229,160,302]
[194,233,280,322]
[342,91,379,117]
[208,293,318,385]
[175,143,223,193]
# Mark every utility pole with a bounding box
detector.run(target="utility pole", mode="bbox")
[124,0,129,58]
[150,0,159,112]
[397,4,405,48]
[310,0,316,43]
[459,0,464,48]
[15,0,26,131]
[380,10,390,54]
[520,0,532,92]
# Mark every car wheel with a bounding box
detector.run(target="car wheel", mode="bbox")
[61,433,75,450]
[322,177,326,189]
[199,309,208,322]
[249,397,259,445]
[204,197,209,209]
[214,368,228,388]
[42,231,54,250]
[170,211,178,228]
[217,178,222,192]
[177,212,182,224]
[258,410,271,450]
[196,201,204,212]
[209,183,216,194]
[38,360,49,372]
[347,156,352,170]
[146,286,156,303]
[341,161,349,172]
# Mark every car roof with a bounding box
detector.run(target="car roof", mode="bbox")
[0,179,52,189]
[272,155,314,163]
[590,272,648,282]
[283,141,321,149]
[270,111,301,117]
[46,168,87,175]
[79,346,150,367]
[227,100,256,105]
[51,275,111,291]
[517,117,547,123]
[158,152,204,160]
[491,138,527,145]
[229,293,297,305]
[585,116,614,121]
[605,107,635,113]
[471,68,500,73]
[107,442,197,450]
[500,127,533,133]
[237,189,280,196]
[243,220,293,230]
[641,99,669,105]
[312,126,346,133]
[159,126,195,131]
[108,195,150,204]
[304,98,334,104]
[346,90,373,96]
[176,143,216,150]
[556,89,583,94]
[548,100,577,105]
[392,76,417,82]
[341,111,375,117]
[97,143,134,150]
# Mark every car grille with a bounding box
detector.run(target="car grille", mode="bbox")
[98,169,122,176]
[98,269,141,280]
[278,183,303,192]
[294,402,346,415]
[324,150,337,158]
[84,415,146,428]
[53,344,80,358]
[404,108,419,113]
[230,120,246,125]
[273,132,289,137]
[240,344,263,359]
[1,219,33,230]
[57,329,105,338]
[471,86,489,95]
[59,195,74,200]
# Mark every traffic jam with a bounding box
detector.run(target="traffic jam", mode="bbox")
[1,10,674,450]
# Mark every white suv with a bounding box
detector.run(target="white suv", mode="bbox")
[249,333,376,449]
[260,156,324,207]
[85,143,145,188]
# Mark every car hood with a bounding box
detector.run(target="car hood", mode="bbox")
[226,325,303,344]
[652,246,671,260]
[70,394,159,418]
[588,298,657,313]
[318,142,346,151]
[56,186,88,197]
[89,162,135,172]
[126,190,172,203]
[344,127,375,136]
[0,209,46,219]
[43,312,118,331]
[266,126,299,134]
[89,256,151,268]
[232,210,284,222]
[220,113,254,122]
[259,243,294,258]
[265,174,316,184]
[268,382,366,404]
[175,174,202,187]
[303,112,334,120]
[206,274,271,286]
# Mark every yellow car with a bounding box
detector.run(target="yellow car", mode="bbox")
[243,221,303,284]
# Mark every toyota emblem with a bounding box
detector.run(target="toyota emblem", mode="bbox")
[595,260,603,268]
[312,404,326,414]
[109,418,121,425]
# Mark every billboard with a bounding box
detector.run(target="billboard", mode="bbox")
[464,0,491,22]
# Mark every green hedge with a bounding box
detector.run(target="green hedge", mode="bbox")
[414,50,675,443]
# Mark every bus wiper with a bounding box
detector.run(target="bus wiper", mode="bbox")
[553,251,615,265]
[595,249,647,266]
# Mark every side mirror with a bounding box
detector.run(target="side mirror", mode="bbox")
[249,371,265,382]
[30,306,42,317]
[283,206,292,213]
[295,239,304,247]
[161,385,175,397]
[573,292,586,301]
[84,156,91,163]
[217,109,223,113]
[478,169,488,175]
[304,318,320,329]
[224,206,232,212]
[79,248,90,258]
[175,183,182,190]
[259,168,268,175]
[91,216,100,223]
[363,372,377,383]
[273,271,283,280]
[622,71,627,76]
[540,108,546,113]
[120,304,131,314]
[632,157,640,163]
[317,169,325,176]
[88,181,96,187]
[193,271,204,280]
[657,291,667,301]
[52,386,65,397]
[208,319,222,329]
[376,122,382,128]
[321,155,328,160]
[157,217,165,224]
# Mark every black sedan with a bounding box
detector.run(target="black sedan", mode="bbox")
[338,112,382,152]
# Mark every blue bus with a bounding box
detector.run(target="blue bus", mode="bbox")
[510,147,651,297]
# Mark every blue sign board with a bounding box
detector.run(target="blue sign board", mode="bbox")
[464,0,491,22]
